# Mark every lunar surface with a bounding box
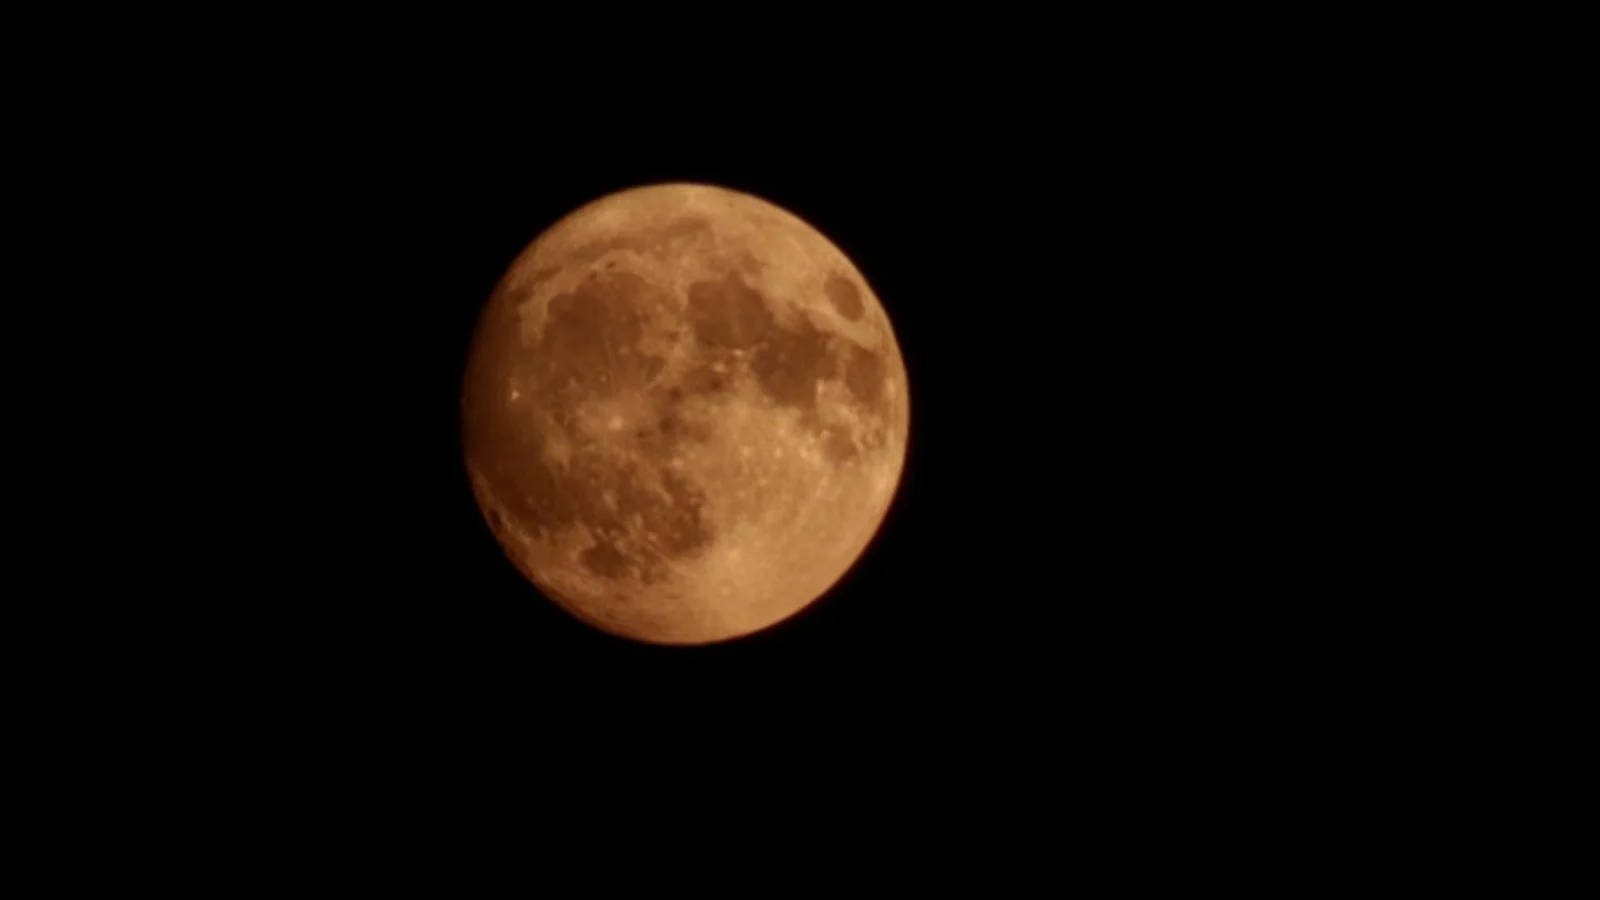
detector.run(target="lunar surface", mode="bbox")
[461,183,909,645]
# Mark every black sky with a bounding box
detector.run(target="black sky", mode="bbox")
[49,60,1369,785]
[200,127,1299,718]
[9,17,1491,863]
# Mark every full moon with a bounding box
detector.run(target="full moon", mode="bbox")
[462,183,910,645]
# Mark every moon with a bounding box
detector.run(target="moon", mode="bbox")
[461,183,910,645]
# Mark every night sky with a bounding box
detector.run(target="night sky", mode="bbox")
[74,73,1351,789]
[4,15,1463,868]
[244,125,1308,728]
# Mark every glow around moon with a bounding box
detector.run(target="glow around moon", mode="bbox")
[461,183,909,645]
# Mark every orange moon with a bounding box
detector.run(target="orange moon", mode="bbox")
[461,183,910,645]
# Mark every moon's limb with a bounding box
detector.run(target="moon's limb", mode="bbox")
[462,183,909,644]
